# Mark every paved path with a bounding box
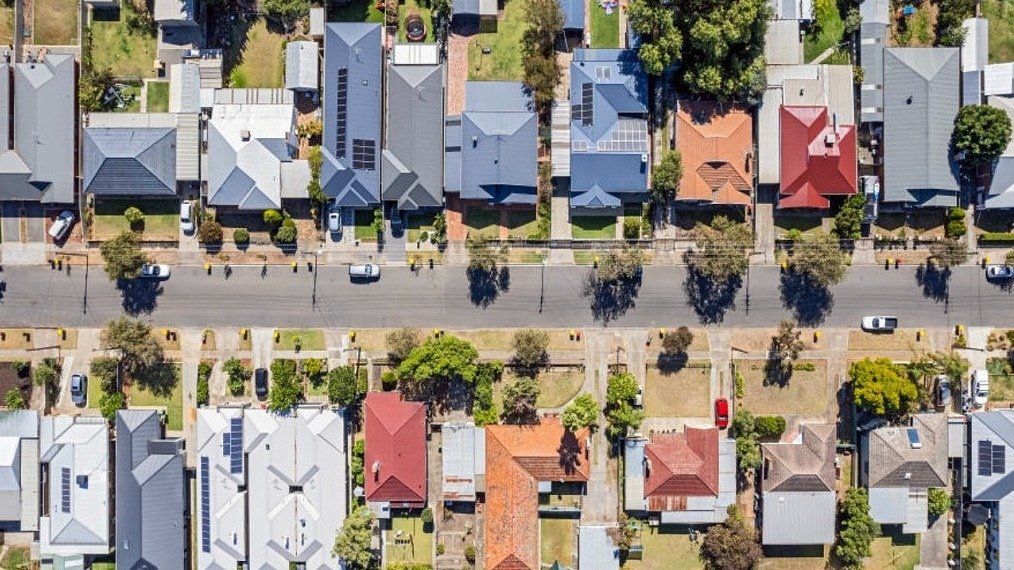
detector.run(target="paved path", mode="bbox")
[580,331,615,525]
[180,329,201,467]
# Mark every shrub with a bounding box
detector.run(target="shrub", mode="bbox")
[223,357,251,396]
[928,487,951,517]
[464,545,476,564]
[623,217,640,239]
[273,224,297,244]
[436,543,445,555]
[754,416,787,438]
[124,206,144,225]
[784,228,802,241]
[980,232,1014,243]
[99,392,126,422]
[12,361,29,376]
[735,369,745,398]
[4,389,24,409]
[32,358,60,387]
[197,377,209,407]
[418,230,429,243]
[948,207,966,221]
[350,439,365,487]
[421,507,433,524]
[381,371,398,391]
[198,220,224,244]
[945,219,966,238]
[327,366,362,407]
[233,228,250,244]
[263,209,283,228]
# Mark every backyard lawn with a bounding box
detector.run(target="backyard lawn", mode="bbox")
[541,518,576,567]
[385,514,434,566]
[644,362,711,418]
[984,0,1014,63]
[274,329,326,351]
[868,529,920,569]
[572,215,617,239]
[0,7,13,45]
[738,359,828,417]
[803,0,843,62]
[622,525,703,570]
[229,20,285,88]
[146,81,169,112]
[468,0,525,81]
[92,198,179,240]
[398,0,434,42]
[330,0,386,23]
[91,7,157,78]
[464,207,500,238]
[34,0,78,45]
[0,547,30,570]
[590,3,619,48]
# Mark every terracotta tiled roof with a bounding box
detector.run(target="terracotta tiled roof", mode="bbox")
[484,418,590,570]
[778,105,858,209]
[761,424,837,493]
[364,391,427,505]
[675,101,753,205]
[644,427,719,510]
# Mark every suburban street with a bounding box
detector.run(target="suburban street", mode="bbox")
[1,263,1011,328]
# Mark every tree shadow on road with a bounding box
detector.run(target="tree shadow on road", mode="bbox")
[779,271,834,326]
[582,270,642,325]
[683,267,741,324]
[467,266,510,308]
[915,263,951,304]
[116,279,163,315]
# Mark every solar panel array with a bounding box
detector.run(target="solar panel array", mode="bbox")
[335,68,349,159]
[995,445,1007,475]
[60,468,70,513]
[979,440,1007,476]
[200,456,211,553]
[352,139,376,171]
[596,119,649,152]
[581,83,594,127]
[229,417,243,475]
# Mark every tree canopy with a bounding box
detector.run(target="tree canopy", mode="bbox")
[268,359,303,412]
[676,0,770,99]
[333,504,374,570]
[835,488,880,570]
[791,231,849,287]
[650,149,683,201]
[606,372,639,406]
[833,193,866,240]
[690,216,753,281]
[501,378,540,424]
[102,317,164,377]
[385,327,421,364]
[597,247,645,283]
[262,0,310,29]
[398,335,480,387]
[562,393,599,431]
[466,236,508,274]
[100,231,148,280]
[771,320,803,365]
[521,0,563,117]
[850,358,918,417]
[952,104,1013,168]
[662,326,694,354]
[627,0,682,75]
[327,366,363,408]
[929,238,969,268]
[605,372,642,438]
[699,507,762,570]
[512,329,550,370]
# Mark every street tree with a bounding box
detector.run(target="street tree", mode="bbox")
[650,150,682,202]
[771,320,804,365]
[385,327,421,364]
[833,193,866,240]
[699,507,762,570]
[626,0,682,75]
[791,231,849,287]
[398,335,480,387]
[102,317,164,377]
[501,378,540,424]
[850,358,918,417]
[690,216,753,281]
[512,328,550,370]
[597,247,644,283]
[327,366,362,408]
[835,488,880,570]
[466,235,508,274]
[929,238,969,268]
[952,104,1013,168]
[675,0,770,99]
[662,326,694,354]
[333,504,374,570]
[562,393,599,431]
[100,231,148,280]
[605,401,644,439]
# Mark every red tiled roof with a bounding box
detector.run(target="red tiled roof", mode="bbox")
[644,427,719,510]
[675,101,753,205]
[779,106,858,209]
[364,391,427,505]
[484,418,590,570]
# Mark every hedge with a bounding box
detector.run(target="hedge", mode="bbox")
[755,415,787,438]
[980,232,1014,244]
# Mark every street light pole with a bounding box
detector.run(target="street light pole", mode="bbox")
[59,252,89,314]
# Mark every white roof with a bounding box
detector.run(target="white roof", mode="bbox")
[38,417,110,557]
[391,44,440,66]
[196,407,247,570]
[310,7,325,37]
[0,411,38,529]
[986,63,1014,96]
[762,491,836,545]
[869,486,909,525]
[285,41,319,91]
[765,20,802,66]
[962,18,989,72]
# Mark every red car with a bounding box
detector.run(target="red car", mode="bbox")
[714,398,729,429]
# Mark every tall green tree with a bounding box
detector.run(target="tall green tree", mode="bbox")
[699,507,762,570]
[850,358,918,417]
[398,335,480,386]
[262,0,310,30]
[562,393,599,431]
[512,329,550,370]
[833,193,866,240]
[333,505,375,569]
[650,149,683,201]
[627,0,682,75]
[327,366,362,408]
[466,235,508,274]
[952,104,1013,168]
[662,326,694,354]
[596,247,644,283]
[385,327,421,364]
[521,0,563,117]
[771,320,804,365]
[501,378,540,424]
[102,317,164,377]
[835,488,880,570]
[606,372,639,406]
[690,216,753,281]
[268,359,303,412]
[791,231,849,287]
[929,237,969,268]
[100,231,148,280]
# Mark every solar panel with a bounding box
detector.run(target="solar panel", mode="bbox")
[352,139,376,170]
[200,457,211,553]
[979,440,994,476]
[994,445,1007,474]
[222,432,230,456]
[907,428,922,449]
[229,418,243,475]
[571,103,582,122]
[335,68,349,159]
[581,83,593,127]
[60,468,70,513]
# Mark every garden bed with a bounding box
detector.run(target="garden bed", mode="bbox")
[0,361,33,406]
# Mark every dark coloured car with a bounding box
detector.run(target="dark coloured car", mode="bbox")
[255,368,268,400]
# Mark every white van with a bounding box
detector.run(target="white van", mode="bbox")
[973,369,990,409]
[180,200,195,234]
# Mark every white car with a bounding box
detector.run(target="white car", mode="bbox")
[861,316,898,332]
[328,210,342,234]
[48,211,75,241]
[986,265,1014,280]
[349,263,380,280]
[180,201,195,234]
[973,369,990,409]
[140,264,171,279]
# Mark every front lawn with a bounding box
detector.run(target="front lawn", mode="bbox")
[229,20,285,88]
[495,369,586,410]
[92,199,179,241]
[464,206,500,238]
[90,7,157,78]
[644,361,711,418]
[127,364,183,431]
[572,215,617,239]
[354,209,380,241]
[468,0,526,81]
[507,210,540,239]
[385,514,434,566]
[146,81,169,112]
[590,3,619,48]
[868,529,920,569]
[407,211,437,243]
[984,0,1014,63]
[34,0,78,45]
[803,0,844,62]
[274,329,326,351]
[541,518,576,567]
[738,359,828,417]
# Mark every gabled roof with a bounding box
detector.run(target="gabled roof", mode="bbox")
[382,63,444,211]
[970,411,1014,570]
[883,47,960,206]
[322,23,382,207]
[441,422,485,502]
[115,410,185,570]
[778,105,857,209]
[867,414,948,489]
[452,0,496,18]
[485,418,589,570]
[83,127,177,196]
[364,392,427,505]
[0,411,38,531]
[984,96,1014,209]
[675,101,752,205]
[169,62,201,113]
[644,428,719,509]
[760,424,837,545]
[570,50,649,197]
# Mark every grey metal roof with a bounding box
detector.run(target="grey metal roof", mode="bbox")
[578,526,620,570]
[560,0,584,30]
[765,20,802,66]
[962,18,988,72]
[442,422,484,501]
[760,424,836,545]
[971,412,1014,569]
[964,70,983,106]
[860,22,886,122]
[883,47,960,206]
[986,63,1014,96]
[452,0,496,18]
[761,492,836,545]
[169,62,201,113]
[115,410,185,570]
[322,23,382,208]
[285,41,319,92]
[383,63,444,211]
[153,0,195,23]
[83,127,177,195]
[859,0,888,24]
[444,115,462,192]
[769,0,812,20]
[0,411,38,531]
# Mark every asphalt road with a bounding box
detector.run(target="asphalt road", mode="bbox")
[0,263,1010,329]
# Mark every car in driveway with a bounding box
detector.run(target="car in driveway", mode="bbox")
[973,369,990,409]
[180,200,195,234]
[349,263,381,280]
[986,265,1014,280]
[255,368,268,400]
[715,398,729,429]
[935,375,951,408]
[328,209,342,235]
[48,211,75,241]
[70,374,87,407]
[140,264,171,279]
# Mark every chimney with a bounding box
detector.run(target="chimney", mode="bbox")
[240,130,251,141]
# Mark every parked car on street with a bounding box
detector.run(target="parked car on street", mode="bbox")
[986,265,1014,280]
[861,316,898,332]
[48,211,75,241]
[935,375,951,408]
[180,200,195,234]
[255,368,268,400]
[140,264,171,279]
[715,398,729,429]
[973,369,990,409]
[349,263,381,280]
[70,374,87,407]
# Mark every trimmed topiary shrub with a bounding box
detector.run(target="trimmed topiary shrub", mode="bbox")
[233,228,250,244]
[754,415,787,438]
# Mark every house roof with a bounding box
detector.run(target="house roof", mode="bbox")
[364,392,427,505]
[452,0,496,18]
[769,0,813,20]
[382,63,444,211]
[38,416,110,557]
[207,103,297,210]
[883,47,960,206]
[169,62,201,113]
[322,23,382,207]
[867,414,948,490]
[154,0,194,22]
[570,50,649,199]
[860,21,887,122]
[765,20,802,65]
[760,424,836,545]
[560,0,584,30]
[675,101,752,205]
[985,96,1014,209]
[859,0,889,24]
[971,411,1014,568]
[83,127,177,196]
[985,63,1014,96]
[442,422,485,502]
[578,526,620,570]
[778,105,857,208]
[644,428,719,509]
[962,18,988,72]
[285,41,319,91]
[0,411,38,530]
[485,418,590,570]
[115,410,185,570]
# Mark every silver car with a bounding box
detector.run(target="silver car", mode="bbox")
[328,210,342,234]
[986,265,1014,280]
[48,211,75,241]
[70,374,87,407]
[349,263,380,280]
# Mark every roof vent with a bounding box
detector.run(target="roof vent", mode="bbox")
[641,153,648,164]
[904,472,912,480]
[240,129,251,141]
[472,136,477,148]
[906,94,914,105]
[824,133,836,147]
[372,460,381,474]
